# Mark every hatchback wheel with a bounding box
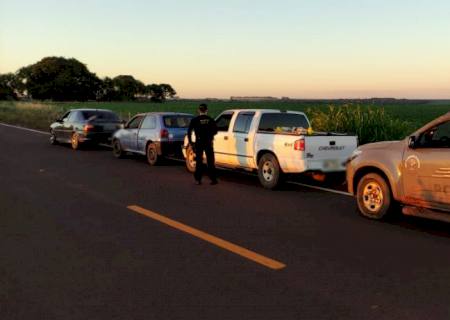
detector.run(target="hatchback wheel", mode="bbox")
[356,173,392,219]
[112,139,124,158]
[146,143,158,166]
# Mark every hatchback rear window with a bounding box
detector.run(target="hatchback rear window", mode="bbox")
[81,111,119,121]
[163,115,193,128]
[258,113,310,134]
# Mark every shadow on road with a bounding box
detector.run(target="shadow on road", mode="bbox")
[386,215,450,239]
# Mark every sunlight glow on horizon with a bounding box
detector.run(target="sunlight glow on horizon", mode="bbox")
[1,0,450,99]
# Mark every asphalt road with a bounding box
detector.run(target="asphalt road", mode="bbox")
[1,124,450,320]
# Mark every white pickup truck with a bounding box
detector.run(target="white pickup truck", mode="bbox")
[183,109,358,189]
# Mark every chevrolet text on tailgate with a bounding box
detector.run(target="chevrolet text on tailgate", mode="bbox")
[347,112,450,222]
[183,109,358,189]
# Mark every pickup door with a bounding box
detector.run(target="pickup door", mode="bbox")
[402,119,450,210]
[214,111,257,168]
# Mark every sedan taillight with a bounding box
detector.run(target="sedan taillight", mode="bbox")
[83,124,94,133]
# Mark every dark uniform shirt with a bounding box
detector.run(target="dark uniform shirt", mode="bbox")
[188,115,218,144]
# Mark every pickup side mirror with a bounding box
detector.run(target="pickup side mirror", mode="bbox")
[408,136,417,149]
[55,118,63,123]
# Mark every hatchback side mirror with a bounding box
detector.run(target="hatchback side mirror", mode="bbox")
[408,136,417,149]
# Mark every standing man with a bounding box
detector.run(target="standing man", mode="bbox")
[187,104,218,185]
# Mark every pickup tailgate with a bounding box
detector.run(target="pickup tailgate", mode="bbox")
[304,135,357,171]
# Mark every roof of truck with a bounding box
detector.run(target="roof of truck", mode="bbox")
[222,109,306,114]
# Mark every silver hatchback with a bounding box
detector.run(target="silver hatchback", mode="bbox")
[112,112,194,165]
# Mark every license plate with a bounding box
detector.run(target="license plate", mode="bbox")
[324,159,340,170]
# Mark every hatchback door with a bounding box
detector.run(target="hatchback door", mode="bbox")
[161,115,193,141]
[121,115,144,152]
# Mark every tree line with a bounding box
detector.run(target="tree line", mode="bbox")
[0,57,176,102]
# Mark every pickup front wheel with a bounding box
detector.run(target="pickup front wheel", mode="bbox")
[356,173,392,220]
[258,153,282,190]
[185,145,196,173]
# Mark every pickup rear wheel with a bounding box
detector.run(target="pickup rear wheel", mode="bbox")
[356,173,392,220]
[258,153,282,190]
[146,143,158,166]
[185,145,196,173]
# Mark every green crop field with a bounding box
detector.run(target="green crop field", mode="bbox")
[0,100,449,144]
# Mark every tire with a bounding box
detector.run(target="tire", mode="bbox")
[71,132,80,150]
[49,130,58,145]
[146,143,158,166]
[258,153,282,190]
[356,173,392,220]
[112,139,124,158]
[185,145,196,173]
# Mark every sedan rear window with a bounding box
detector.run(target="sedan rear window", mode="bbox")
[81,111,119,121]
[258,113,310,134]
[163,115,193,128]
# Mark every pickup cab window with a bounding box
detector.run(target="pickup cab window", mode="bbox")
[233,112,255,133]
[258,113,309,134]
[418,121,450,148]
[216,113,234,132]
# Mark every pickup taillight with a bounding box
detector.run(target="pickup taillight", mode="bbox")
[83,124,94,133]
[160,129,169,139]
[294,139,305,151]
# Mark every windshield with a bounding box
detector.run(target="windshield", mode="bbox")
[81,111,119,121]
[258,113,310,134]
[163,115,193,128]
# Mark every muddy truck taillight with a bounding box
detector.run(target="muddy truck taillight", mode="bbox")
[294,139,305,151]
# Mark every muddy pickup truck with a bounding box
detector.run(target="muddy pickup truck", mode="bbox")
[347,112,450,222]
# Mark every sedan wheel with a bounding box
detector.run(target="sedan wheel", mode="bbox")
[49,130,58,145]
[71,133,80,150]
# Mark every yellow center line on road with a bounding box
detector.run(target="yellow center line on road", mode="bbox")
[127,205,286,271]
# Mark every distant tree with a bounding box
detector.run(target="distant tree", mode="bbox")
[110,75,145,101]
[145,83,177,102]
[17,56,101,101]
[97,77,116,101]
[0,73,19,100]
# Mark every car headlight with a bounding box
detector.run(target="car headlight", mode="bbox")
[348,149,363,162]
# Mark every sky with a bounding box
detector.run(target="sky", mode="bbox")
[1,0,450,99]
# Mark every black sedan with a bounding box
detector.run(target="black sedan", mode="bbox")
[50,109,122,150]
